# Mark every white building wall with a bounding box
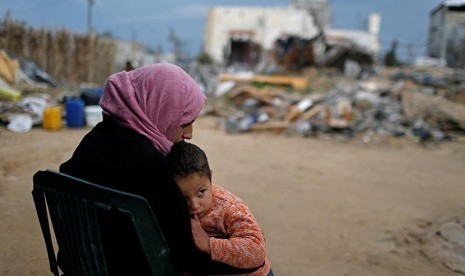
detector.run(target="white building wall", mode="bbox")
[204,6,319,64]
[368,13,381,36]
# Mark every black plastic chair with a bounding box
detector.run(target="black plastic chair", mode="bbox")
[32,170,178,276]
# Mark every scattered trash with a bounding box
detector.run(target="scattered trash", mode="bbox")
[0,86,21,102]
[17,56,57,87]
[215,81,236,97]
[7,114,33,133]
[201,65,465,144]
[84,105,103,128]
[17,96,49,125]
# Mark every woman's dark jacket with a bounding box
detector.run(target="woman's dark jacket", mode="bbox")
[59,115,259,275]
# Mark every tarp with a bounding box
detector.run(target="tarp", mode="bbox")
[0,50,19,84]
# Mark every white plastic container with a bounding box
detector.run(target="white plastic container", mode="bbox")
[84,105,103,128]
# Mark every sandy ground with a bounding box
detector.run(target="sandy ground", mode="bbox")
[1,115,465,276]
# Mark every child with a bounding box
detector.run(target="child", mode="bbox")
[167,141,273,276]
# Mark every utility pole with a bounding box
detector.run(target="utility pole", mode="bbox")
[87,0,95,35]
[407,43,414,65]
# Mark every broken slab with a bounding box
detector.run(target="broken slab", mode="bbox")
[401,89,465,129]
[422,218,465,275]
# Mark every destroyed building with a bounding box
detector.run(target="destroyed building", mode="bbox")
[428,0,465,68]
[322,13,381,70]
[203,2,381,71]
[204,6,321,68]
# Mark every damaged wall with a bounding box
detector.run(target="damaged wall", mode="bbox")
[428,0,465,68]
[204,5,382,72]
[204,6,320,65]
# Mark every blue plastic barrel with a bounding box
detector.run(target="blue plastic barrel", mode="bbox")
[65,98,85,128]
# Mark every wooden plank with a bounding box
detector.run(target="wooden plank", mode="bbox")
[218,73,308,90]
[253,75,308,90]
[250,121,289,130]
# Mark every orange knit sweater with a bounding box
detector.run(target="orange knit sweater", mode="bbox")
[199,184,271,276]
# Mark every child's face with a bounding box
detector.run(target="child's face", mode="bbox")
[176,173,212,218]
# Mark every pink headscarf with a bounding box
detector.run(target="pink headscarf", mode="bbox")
[99,63,206,155]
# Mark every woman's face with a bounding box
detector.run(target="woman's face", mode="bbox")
[170,121,194,143]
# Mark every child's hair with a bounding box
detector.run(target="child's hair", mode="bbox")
[167,141,212,181]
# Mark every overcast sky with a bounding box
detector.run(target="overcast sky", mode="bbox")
[1,0,443,61]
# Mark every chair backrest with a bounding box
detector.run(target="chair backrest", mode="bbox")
[32,170,178,276]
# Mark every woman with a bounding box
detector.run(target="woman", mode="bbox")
[60,63,259,275]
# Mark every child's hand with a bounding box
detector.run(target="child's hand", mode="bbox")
[190,214,211,254]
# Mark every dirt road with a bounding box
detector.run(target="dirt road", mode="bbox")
[1,116,464,275]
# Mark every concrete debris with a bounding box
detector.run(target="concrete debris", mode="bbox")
[402,89,465,129]
[422,217,465,275]
[1,45,465,144]
[200,65,465,144]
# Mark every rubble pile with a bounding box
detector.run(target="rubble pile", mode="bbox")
[200,66,465,144]
[2,45,465,146]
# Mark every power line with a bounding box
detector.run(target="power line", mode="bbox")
[88,0,95,35]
